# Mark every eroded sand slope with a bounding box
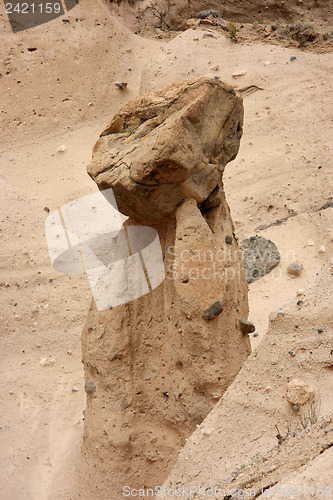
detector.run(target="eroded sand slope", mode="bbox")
[0,0,332,498]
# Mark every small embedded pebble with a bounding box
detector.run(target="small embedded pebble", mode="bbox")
[296,289,305,296]
[287,262,302,277]
[264,60,271,66]
[115,81,127,90]
[58,145,66,152]
[72,387,79,392]
[201,428,213,437]
[253,332,259,337]
[317,328,324,333]
[85,381,96,393]
[288,350,296,357]
[202,301,223,320]
[308,240,314,246]
[297,300,303,306]
[290,56,297,61]
[39,357,56,366]
[44,207,50,212]
[232,70,247,78]
[319,246,326,253]
[239,318,256,334]
[225,235,233,244]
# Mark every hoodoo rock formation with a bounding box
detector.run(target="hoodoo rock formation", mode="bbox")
[82,77,251,494]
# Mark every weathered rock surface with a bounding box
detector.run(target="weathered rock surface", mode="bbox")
[82,77,251,494]
[87,77,243,224]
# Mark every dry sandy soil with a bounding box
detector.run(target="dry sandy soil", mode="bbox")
[0,0,332,498]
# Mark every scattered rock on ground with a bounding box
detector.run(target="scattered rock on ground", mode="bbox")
[39,357,56,366]
[114,81,127,90]
[286,378,314,406]
[287,262,303,277]
[232,70,247,78]
[240,235,280,283]
[197,10,221,19]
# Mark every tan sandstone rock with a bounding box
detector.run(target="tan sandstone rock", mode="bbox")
[82,77,251,495]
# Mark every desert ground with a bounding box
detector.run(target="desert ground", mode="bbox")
[0,0,332,498]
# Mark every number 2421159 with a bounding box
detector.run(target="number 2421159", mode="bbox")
[6,3,62,14]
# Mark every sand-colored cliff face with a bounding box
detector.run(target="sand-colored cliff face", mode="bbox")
[81,78,251,493]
